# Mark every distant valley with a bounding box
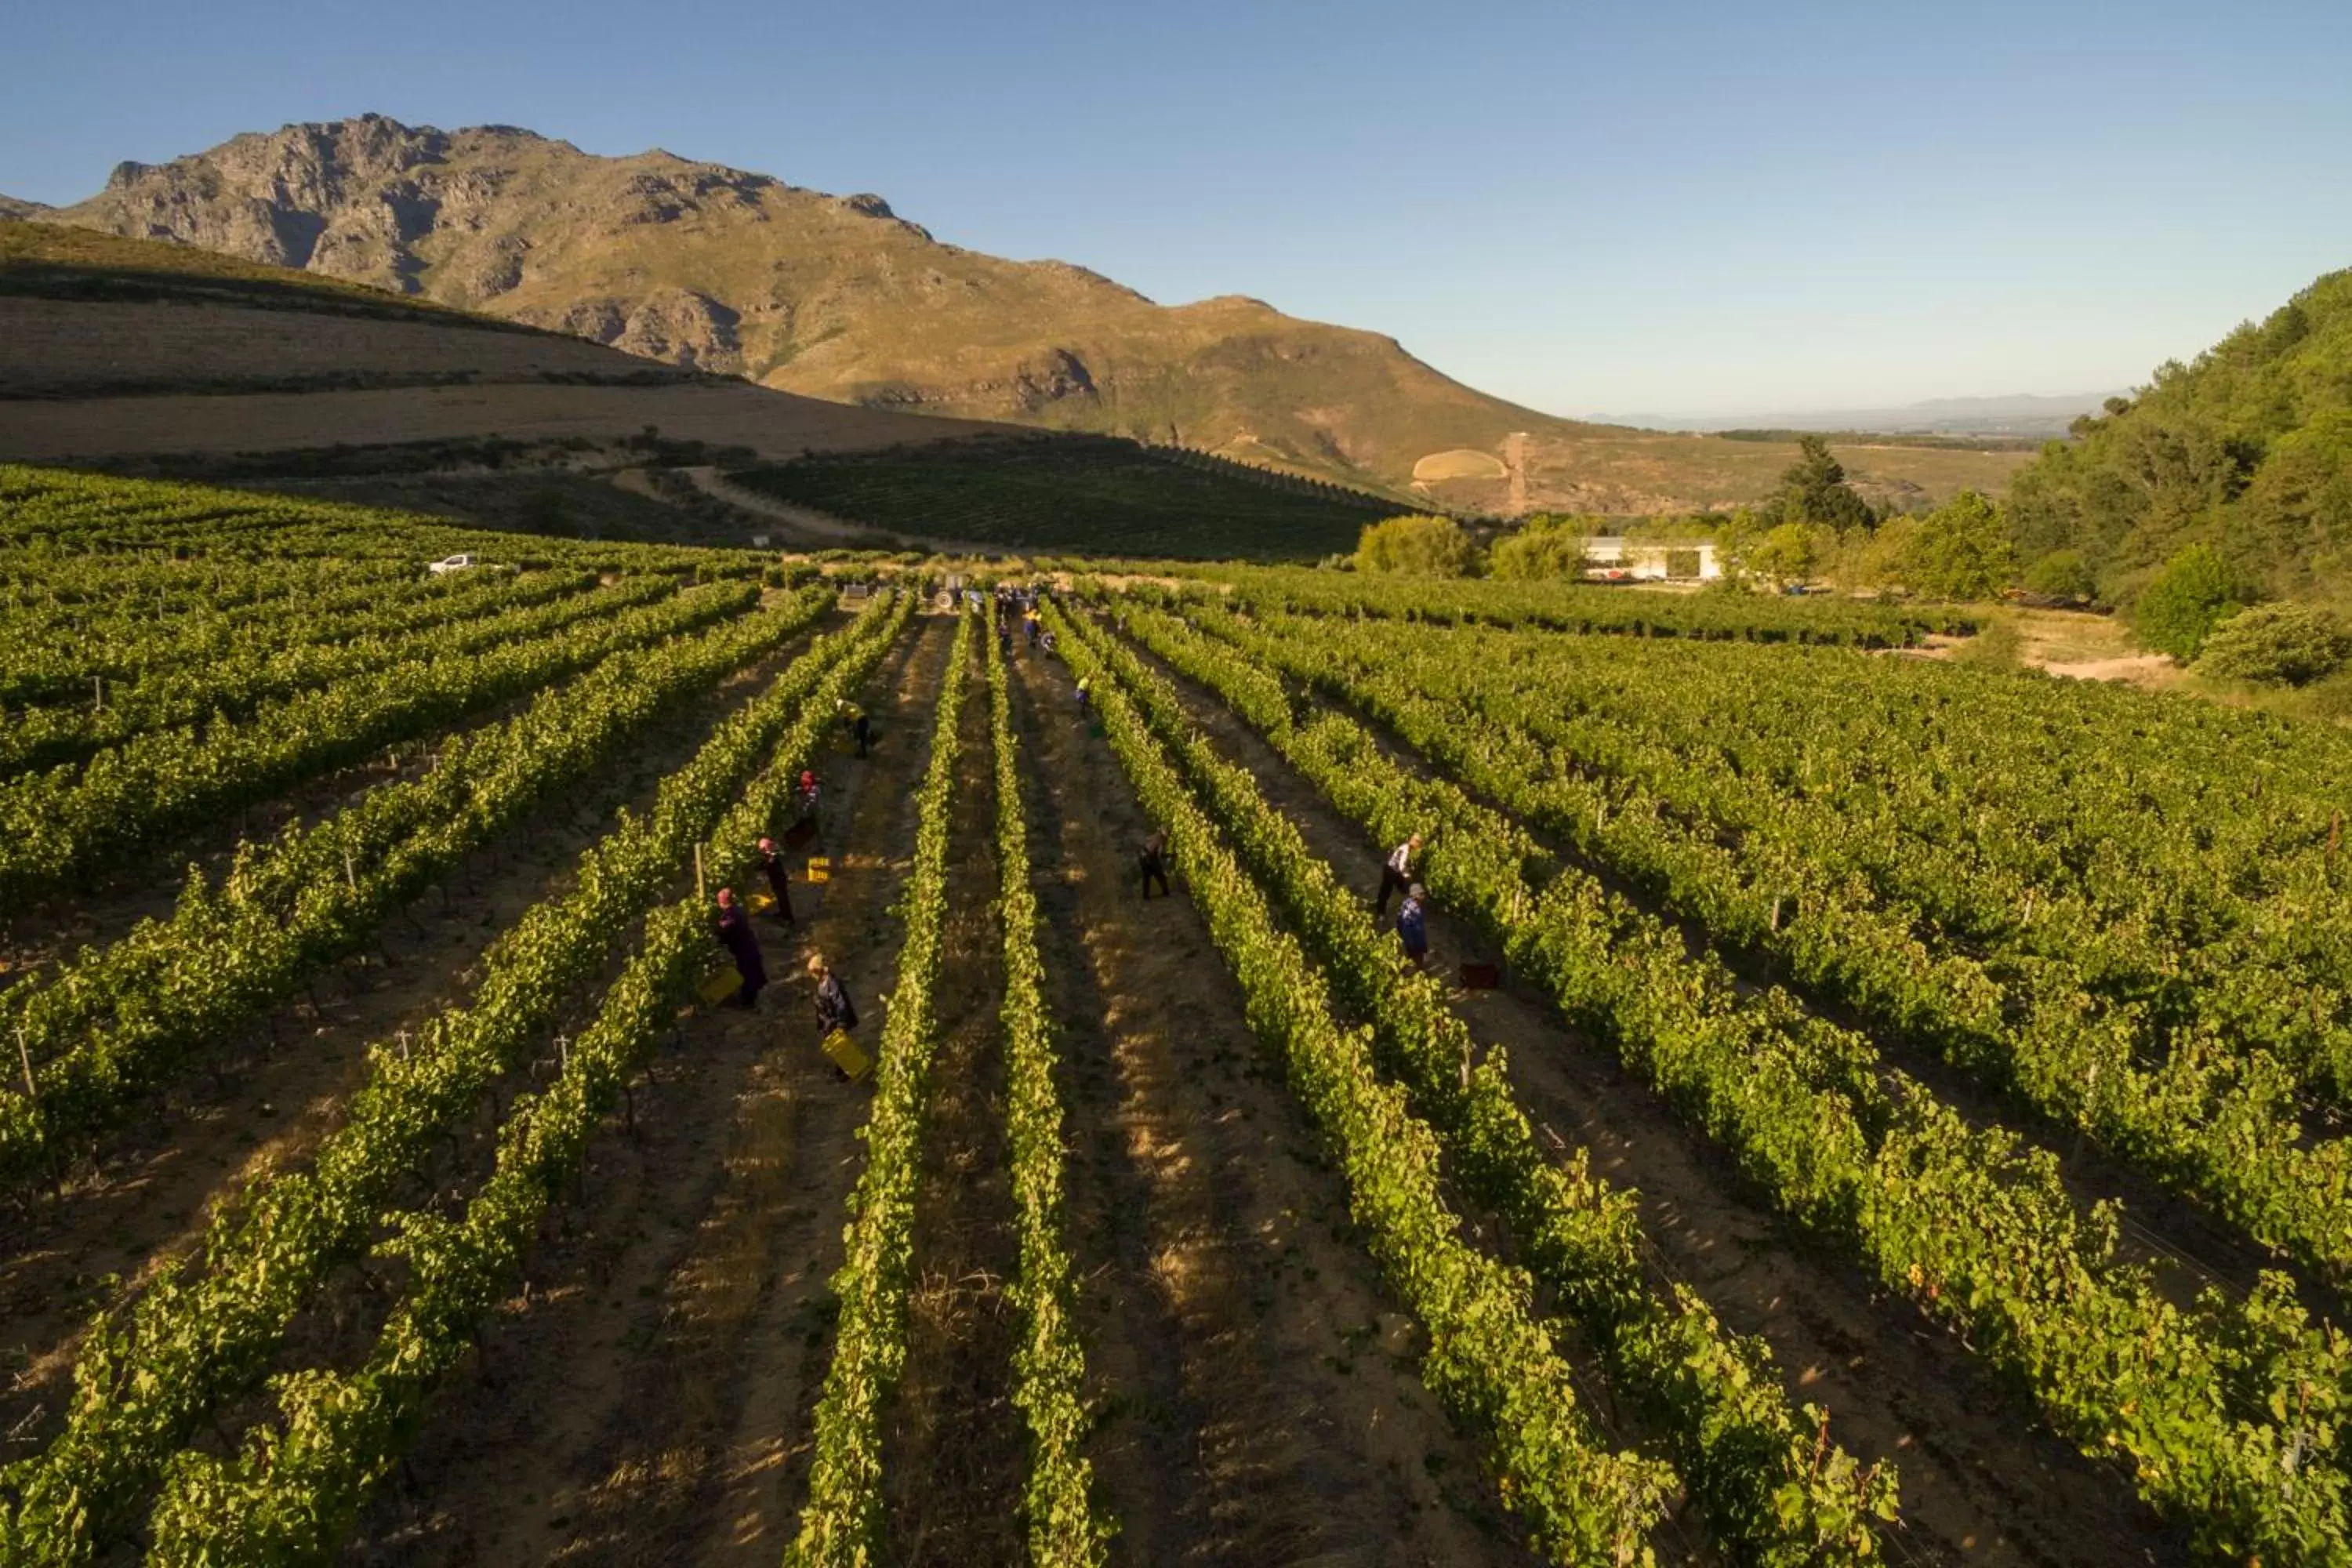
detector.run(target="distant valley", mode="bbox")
[1595,393,2118,441]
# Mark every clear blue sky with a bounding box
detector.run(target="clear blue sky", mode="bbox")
[5,0,2348,416]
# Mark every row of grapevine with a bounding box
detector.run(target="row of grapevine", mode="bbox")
[1047,605,1678,1566]
[786,610,975,1566]
[1316,615,2352,1109]
[0,550,412,621]
[0,577,759,905]
[1167,564,1973,644]
[1107,593,2352,1566]
[1053,601,1896,1563]
[1223,608,2352,1285]
[0,583,840,1192]
[0,594,911,1567]
[0,466,760,580]
[0,570,676,778]
[0,563,595,711]
[134,610,910,1564]
[982,619,1113,1565]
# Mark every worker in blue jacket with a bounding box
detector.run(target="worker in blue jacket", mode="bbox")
[1397,883,1430,970]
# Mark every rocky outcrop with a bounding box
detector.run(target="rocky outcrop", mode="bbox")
[0,195,50,220]
[614,289,742,372]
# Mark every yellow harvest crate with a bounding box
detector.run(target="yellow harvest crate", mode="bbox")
[820,1028,872,1081]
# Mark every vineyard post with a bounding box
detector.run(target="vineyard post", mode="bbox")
[16,1025,34,1102]
[695,844,706,903]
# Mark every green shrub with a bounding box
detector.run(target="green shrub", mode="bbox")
[2024,549,2097,604]
[1489,515,1593,580]
[1354,514,1479,577]
[1896,489,2014,600]
[2132,543,2249,660]
[2192,602,2352,686]
[1748,522,1823,586]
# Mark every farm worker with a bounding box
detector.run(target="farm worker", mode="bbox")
[713,887,767,1008]
[810,953,858,1035]
[757,836,796,925]
[1375,833,1424,916]
[1025,612,1041,648]
[851,708,873,758]
[1397,884,1430,970]
[797,768,821,824]
[1040,628,1058,656]
[1075,678,1091,717]
[1138,828,1171,900]
[998,625,1014,661]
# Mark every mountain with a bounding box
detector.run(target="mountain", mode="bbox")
[1596,393,2116,441]
[2005,267,2352,602]
[45,114,1568,496]
[0,195,48,221]
[0,221,1398,559]
[37,114,2027,514]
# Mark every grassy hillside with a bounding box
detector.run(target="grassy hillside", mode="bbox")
[2005,266,2352,602]
[0,220,528,327]
[39,116,2024,514]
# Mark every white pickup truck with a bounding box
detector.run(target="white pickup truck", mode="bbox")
[426,554,479,575]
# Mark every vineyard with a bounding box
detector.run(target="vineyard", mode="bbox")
[3,462,2351,1567]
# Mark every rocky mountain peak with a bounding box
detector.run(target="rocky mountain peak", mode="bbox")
[34,113,1584,499]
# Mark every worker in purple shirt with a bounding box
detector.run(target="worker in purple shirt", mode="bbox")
[713,887,767,1008]
[1396,883,1430,970]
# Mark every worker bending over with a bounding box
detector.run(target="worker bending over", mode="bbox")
[713,887,767,1007]
[1375,833,1424,916]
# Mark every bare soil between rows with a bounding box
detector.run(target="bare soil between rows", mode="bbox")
[1011,643,1540,1568]
[339,616,946,1566]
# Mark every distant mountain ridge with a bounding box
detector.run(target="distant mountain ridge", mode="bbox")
[1595,392,2118,440]
[37,114,1592,496]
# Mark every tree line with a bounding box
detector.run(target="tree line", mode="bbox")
[1348,393,2352,695]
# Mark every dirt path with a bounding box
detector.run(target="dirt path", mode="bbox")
[2042,653,2180,687]
[342,619,946,1566]
[1011,646,1540,1568]
[681,468,1002,558]
[876,652,1025,1564]
[1102,623,2185,1568]
[0,626,834,1461]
